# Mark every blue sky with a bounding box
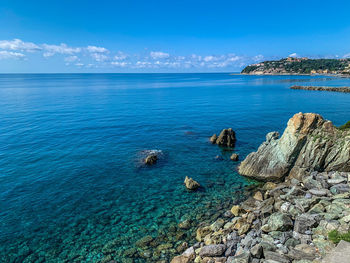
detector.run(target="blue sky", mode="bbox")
[1,0,350,73]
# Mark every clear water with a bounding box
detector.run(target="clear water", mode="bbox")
[1,73,350,262]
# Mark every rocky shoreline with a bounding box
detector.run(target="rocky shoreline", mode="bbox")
[172,169,350,263]
[291,86,350,93]
[170,113,350,263]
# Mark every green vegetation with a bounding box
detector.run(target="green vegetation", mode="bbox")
[241,58,350,74]
[328,230,350,244]
[338,120,350,130]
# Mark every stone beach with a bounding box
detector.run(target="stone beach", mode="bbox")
[171,170,350,263]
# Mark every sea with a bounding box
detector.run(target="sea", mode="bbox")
[0,73,350,262]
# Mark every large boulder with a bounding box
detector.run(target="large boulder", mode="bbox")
[199,244,226,257]
[238,113,350,181]
[322,240,350,263]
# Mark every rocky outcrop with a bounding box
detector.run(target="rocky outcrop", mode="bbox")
[210,128,236,148]
[239,113,350,181]
[184,176,200,190]
[217,128,236,148]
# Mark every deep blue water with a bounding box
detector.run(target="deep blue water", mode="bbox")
[0,73,350,262]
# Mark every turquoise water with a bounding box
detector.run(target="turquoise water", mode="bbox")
[1,73,350,262]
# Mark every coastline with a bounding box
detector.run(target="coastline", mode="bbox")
[238,73,350,78]
[169,113,350,263]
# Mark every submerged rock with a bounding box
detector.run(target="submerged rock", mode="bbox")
[239,113,350,181]
[144,154,158,165]
[184,176,200,190]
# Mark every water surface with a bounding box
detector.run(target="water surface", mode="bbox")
[0,73,350,262]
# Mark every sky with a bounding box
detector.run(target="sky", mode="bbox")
[1,0,350,73]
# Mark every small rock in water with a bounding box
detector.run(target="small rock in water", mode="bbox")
[216,128,236,148]
[184,176,200,190]
[178,219,191,230]
[230,153,239,161]
[210,128,236,147]
[215,155,223,160]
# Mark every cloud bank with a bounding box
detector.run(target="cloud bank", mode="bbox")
[0,38,271,71]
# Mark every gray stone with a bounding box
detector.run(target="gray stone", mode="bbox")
[227,251,251,263]
[309,188,328,196]
[287,245,316,260]
[263,251,290,263]
[284,238,300,248]
[265,212,293,232]
[182,247,195,258]
[250,244,263,258]
[330,184,350,194]
[321,240,350,263]
[199,244,226,257]
[294,214,317,234]
[327,177,346,185]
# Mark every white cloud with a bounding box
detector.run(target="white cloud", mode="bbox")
[135,61,153,68]
[150,51,170,59]
[253,54,264,62]
[86,45,109,53]
[0,50,26,60]
[90,53,109,62]
[0,38,268,71]
[204,55,217,62]
[114,51,128,61]
[42,43,81,57]
[288,53,298,58]
[64,56,79,62]
[111,61,129,67]
[0,39,41,52]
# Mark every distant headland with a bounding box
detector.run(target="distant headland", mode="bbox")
[241,57,350,75]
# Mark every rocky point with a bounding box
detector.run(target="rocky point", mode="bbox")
[239,112,350,181]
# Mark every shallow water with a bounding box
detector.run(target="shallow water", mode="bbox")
[0,73,350,262]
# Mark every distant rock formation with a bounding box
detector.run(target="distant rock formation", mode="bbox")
[291,85,350,93]
[210,128,236,148]
[239,113,350,181]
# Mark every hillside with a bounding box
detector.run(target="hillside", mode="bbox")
[241,57,350,75]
